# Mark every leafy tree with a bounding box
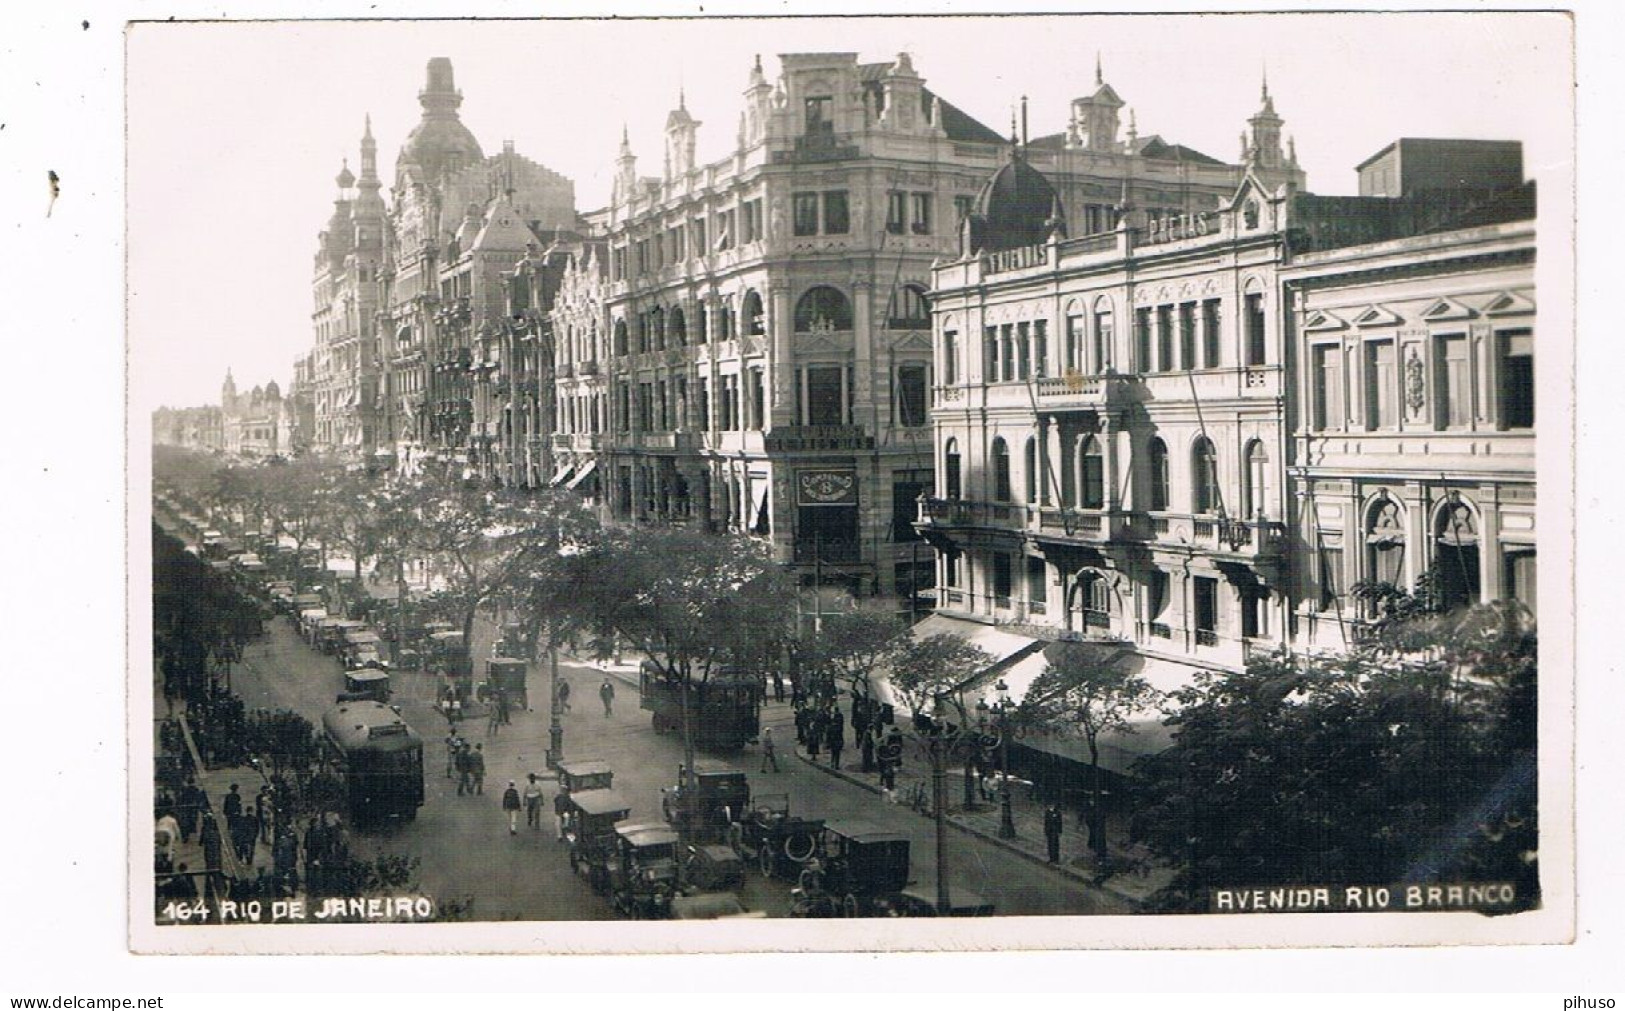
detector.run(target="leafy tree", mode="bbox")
[1018,642,1162,859]
[804,608,909,704]
[1132,591,1538,911]
[886,633,993,725]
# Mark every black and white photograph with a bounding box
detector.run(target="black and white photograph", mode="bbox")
[115,9,1579,959]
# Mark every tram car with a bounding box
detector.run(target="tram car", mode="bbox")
[638,661,760,751]
[319,700,424,822]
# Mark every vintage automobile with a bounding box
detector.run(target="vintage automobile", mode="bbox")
[799,820,912,918]
[728,793,824,880]
[562,788,632,893]
[480,657,528,711]
[895,883,996,918]
[681,842,746,892]
[661,762,750,843]
[321,619,367,656]
[556,759,614,796]
[607,823,682,919]
[342,628,388,671]
[338,668,391,704]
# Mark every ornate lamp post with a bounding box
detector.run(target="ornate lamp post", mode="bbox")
[994,678,1016,840]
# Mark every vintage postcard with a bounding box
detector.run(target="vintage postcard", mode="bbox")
[127,11,1576,954]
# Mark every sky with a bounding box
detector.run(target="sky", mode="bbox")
[126,12,1573,410]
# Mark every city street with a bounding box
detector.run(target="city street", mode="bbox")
[228,612,1129,919]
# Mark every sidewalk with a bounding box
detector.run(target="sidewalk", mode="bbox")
[791,733,1174,909]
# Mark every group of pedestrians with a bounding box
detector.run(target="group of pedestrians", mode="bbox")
[794,702,848,769]
[447,735,487,796]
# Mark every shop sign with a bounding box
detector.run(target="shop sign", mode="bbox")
[798,469,858,507]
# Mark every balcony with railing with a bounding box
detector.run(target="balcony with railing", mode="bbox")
[1147,513,1288,558]
[916,497,1023,532]
[1033,373,1131,411]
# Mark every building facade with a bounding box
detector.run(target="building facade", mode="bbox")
[550,52,1284,609]
[220,371,295,459]
[921,134,1535,692]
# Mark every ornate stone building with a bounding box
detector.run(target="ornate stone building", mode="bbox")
[549,52,1279,611]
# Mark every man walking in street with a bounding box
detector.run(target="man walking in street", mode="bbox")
[502,781,522,835]
[468,743,486,795]
[1044,804,1064,864]
[222,783,243,836]
[456,740,472,796]
[523,773,544,830]
[557,676,572,713]
[760,725,779,773]
[599,677,615,718]
[825,710,845,770]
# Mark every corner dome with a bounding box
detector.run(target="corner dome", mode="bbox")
[969,151,1062,252]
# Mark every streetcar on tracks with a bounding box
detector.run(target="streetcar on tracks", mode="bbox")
[319,700,424,822]
[638,661,761,751]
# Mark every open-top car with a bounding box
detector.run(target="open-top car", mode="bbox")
[801,820,911,918]
[728,793,824,880]
[607,823,681,919]
[661,762,750,843]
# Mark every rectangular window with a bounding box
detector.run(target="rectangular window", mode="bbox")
[1000,325,1016,382]
[911,192,932,234]
[1093,310,1113,373]
[793,194,819,236]
[670,226,685,261]
[636,383,652,431]
[823,191,850,234]
[1157,305,1175,372]
[1147,570,1170,622]
[1081,446,1105,510]
[805,95,834,137]
[984,326,999,381]
[1240,589,1263,639]
[1032,319,1048,379]
[1245,293,1267,365]
[696,378,710,429]
[992,553,1013,605]
[1065,315,1083,374]
[1318,537,1344,612]
[1202,299,1221,369]
[1313,344,1343,431]
[886,191,906,235]
[1179,302,1198,371]
[943,331,959,386]
[1015,322,1031,380]
[747,369,764,431]
[656,380,669,430]
[717,208,736,250]
[1027,557,1048,607]
[1365,340,1397,430]
[896,364,928,427]
[1498,330,1534,429]
[945,548,961,587]
[953,195,975,223]
[1193,576,1218,635]
[1135,308,1153,372]
[892,472,928,543]
[806,365,844,426]
[1436,333,1470,428]
[691,217,707,255]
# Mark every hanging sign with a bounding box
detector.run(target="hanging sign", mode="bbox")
[797,469,858,507]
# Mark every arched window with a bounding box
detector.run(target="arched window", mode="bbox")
[1147,437,1170,512]
[1079,436,1105,509]
[991,437,1011,503]
[1243,440,1270,520]
[1192,436,1219,514]
[669,306,687,346]
[944,438,962,499]
[613,319,629,357]
[1434,498,1481,611]
[741,290,764,336]
[794,286,853,332]
[648,307,665,351]
[1366,497,1406,587]
[1074,570,1112,629]
[1023,437,1038,504]
[891,283,930,329]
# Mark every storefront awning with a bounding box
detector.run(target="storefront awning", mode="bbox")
[868,613,1047,713]
[564,459,598,491]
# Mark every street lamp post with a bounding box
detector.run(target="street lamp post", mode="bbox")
[995,678,1016,840]
[547,640,564,770]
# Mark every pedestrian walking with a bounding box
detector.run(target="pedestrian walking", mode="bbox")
[806,712,822,761]
[177,781,202,843]
[256,786,274,843]
[773,673,786,703]
[455,740,472,796]
[497,691,512,725]
[523,773,544,829]
[468,743,486,795]
[553,787,569,841]
[445,731,461,779]
[859,727,876,773]
[502,781,522,834]
[825,713,844,770]
[557,677,572,713]
[222,783,243,831]
[760,725,779,773]
[599,678,615,718]
[793,705,808,745]
[1044,804,1064,864]
[487,693,503,737]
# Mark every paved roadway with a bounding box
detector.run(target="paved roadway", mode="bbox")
[228,609,1128,920]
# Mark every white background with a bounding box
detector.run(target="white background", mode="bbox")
[1,0,1620,997]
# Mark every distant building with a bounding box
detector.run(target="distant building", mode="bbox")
[220,370,293,459]
[1356,138,1524,198]
[152,404,223,452]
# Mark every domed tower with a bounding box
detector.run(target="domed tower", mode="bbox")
[964,136,1064,254]
[397,57,485,185]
